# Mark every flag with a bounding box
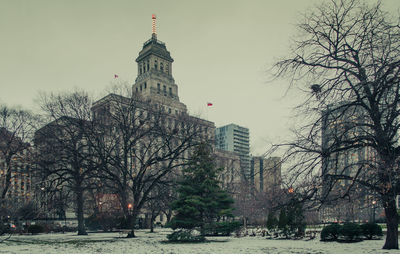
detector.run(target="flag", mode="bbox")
[114,74,119,78]
[207,102,213,106]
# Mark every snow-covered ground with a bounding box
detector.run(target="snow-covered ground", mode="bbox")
[0,229,398,254]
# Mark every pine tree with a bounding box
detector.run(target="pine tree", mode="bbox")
[266,211,278,231]
[286,199,306,237]
[169,143,234,239]
[278,208,288,231]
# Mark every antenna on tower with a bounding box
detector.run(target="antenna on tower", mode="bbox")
[152,14,157,39]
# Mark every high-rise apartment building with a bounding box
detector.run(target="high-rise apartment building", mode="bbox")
[321,102,377,221]
[215,124,250,178]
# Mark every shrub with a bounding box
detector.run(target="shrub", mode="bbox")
[320,223,342,241]
[86,213,120,231]
[167,230,205,242]
[0,223,11,235]
[28,224,44,234]
[205,221,241,236]
[340,222,361,241]
[266,212,278,231]
[361,223,383,240]
[216,221,241,236]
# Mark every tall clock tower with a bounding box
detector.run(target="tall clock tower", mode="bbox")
[133,15,187,114]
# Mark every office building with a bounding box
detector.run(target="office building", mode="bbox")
[215,124,250,178]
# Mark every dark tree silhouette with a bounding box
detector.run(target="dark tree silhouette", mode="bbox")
[35,91,99,235]
[274,0,400,249]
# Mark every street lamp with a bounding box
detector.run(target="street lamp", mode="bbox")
[127,203,133,228]
[128,203,133,216]
[372,200,377,223]
[98,201,102,213]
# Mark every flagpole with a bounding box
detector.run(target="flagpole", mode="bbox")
[206,102,213,121]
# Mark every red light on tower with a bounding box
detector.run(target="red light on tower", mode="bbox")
[152,14,157,35]
[128,203,133,209]
[288,187,294,194]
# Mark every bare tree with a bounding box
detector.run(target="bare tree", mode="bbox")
[142,181,174,233]
[274,0,400,249]
[35,91,99,235]
[0,105,37,203]
[90,86,212,237]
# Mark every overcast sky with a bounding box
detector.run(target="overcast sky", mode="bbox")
[1,0,399,155]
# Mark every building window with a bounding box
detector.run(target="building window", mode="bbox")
[157,83,160,93]
[144,82,147,89]
[140,85,142,91]
[139,65,142,75]
[160,62,164,72]
[169,87,172,97]
[147,61,150,71]
[163,85,166,96]
[154,60,158,70]
[136,87,138,93]
[166,64,169,74]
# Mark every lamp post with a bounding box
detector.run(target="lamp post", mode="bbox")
[372,200,377,223]
[98,201,102,213]
[127,203,133,229]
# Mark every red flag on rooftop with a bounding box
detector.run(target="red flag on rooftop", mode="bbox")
[114,74,119,78]
[207,102,213,106]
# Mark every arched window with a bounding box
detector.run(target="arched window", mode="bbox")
[154,60,158,70]
[144,82,147,89]
[163,85,166,96]
[139,64,142,75]
[160,62,164,72]
[157,83,160,93]
[147,61,150,71]
[169,87,172,97]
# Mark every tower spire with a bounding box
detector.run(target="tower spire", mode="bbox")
[152,14,157,39]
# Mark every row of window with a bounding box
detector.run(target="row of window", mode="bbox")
[136,82,148,93]
[157,83,173,97]
[135,82,174,98]
[139,59,170,75]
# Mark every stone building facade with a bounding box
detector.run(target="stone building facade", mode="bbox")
[250,156,281,195]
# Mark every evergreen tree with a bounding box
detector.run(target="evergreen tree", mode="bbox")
[278,208,288,232]
[169,143,234,239]
[286,199,306,237]
[266,211,278,231]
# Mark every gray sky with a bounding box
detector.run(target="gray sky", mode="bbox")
[1,0,399,155]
